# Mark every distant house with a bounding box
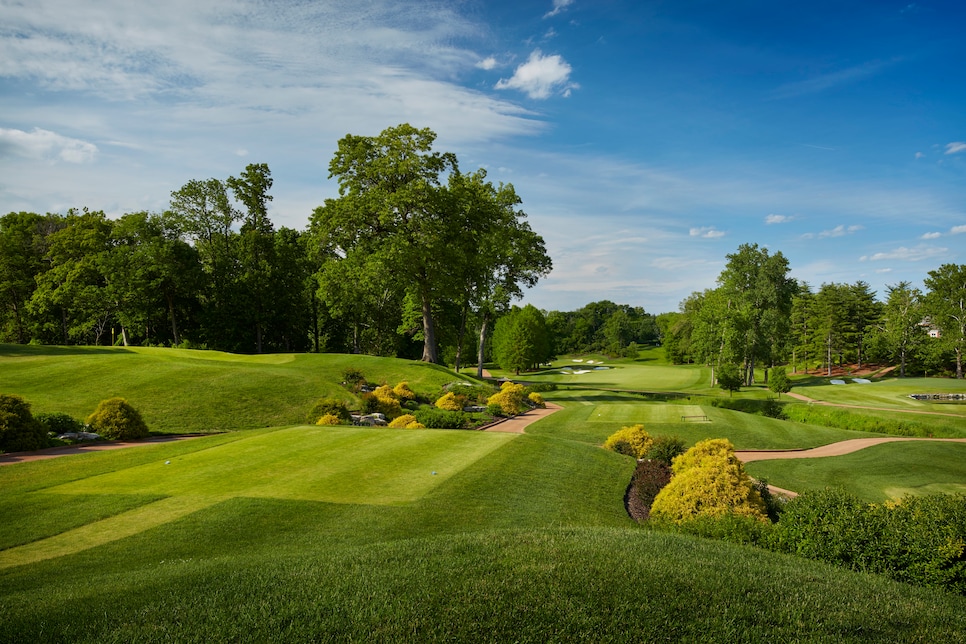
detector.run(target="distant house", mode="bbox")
[919,317,941,339]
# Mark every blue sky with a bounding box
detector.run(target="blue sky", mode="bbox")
[1,0,964,314]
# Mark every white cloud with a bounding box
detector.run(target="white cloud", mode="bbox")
[690,227,725,239]
[921,231,942,239]
[0,127,97,163]
[945,142,966,155]
[476,56,498,70]
[951,225,966,234]
[765,213,794,224]
[915,151,925,159]
[801,224,862,240]
[860,245,948,262]
[544,0,575,18]
[495,50,577,99]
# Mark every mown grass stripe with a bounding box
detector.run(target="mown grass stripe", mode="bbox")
[0,495,221,569]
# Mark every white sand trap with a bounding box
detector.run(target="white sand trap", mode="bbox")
[830,379,846,385]
[585,360,595,364]
[852,378,871,384]
[572,359,583,362]
[572,369,592,375]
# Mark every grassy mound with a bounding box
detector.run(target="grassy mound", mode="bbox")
[0,344,461,433]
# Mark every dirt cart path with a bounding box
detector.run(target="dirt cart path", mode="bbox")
[0,435,205,466]
[736,436,966,463]
[484,402,563,434]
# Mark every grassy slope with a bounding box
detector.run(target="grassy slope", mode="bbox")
[4,346,966,640]
[0,344,462,433]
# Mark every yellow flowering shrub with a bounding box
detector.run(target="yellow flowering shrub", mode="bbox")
[603,424,652,459]
[393,382,416,400]
[649,438,768,524]
[372,385,402,418]
[406,421,426,429]
[388,414,418,428]
[315,413,343,426]
[528,392,546,408]
[435,392,462,411]
[486,382,527,416]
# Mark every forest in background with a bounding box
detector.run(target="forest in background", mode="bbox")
[1,124,963,379]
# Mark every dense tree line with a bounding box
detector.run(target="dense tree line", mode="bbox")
[658,244,966,379]
[0,125,553,370]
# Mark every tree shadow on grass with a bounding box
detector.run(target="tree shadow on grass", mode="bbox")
[0,344,133,357]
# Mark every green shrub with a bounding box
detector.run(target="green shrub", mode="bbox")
[414,408,467,429]
[769,489,966,593]
[0,393,46,452]
[34,412,84,436]
[658,513,775,547]
[524,382,557,393]
[307,398,352,424]
[486,402,505,417]
[603,424,652,459]
[342,367,368,391]
[711,398,785,419]
[645,435,687,466]
[782,405,930,437]
[86,398,149,440]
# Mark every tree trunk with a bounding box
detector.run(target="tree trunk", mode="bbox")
[420,289,439,364]
[477,311,490,379]
[121,326,130,347]
[166,292,181,346]
[454,304,468,372]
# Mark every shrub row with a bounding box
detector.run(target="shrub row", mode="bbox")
[1,394,148,452]
[782,405,932,436]
[770,489,966,593]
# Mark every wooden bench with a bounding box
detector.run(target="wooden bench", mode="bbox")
[680,415,709,422]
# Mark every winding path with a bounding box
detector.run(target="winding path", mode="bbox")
[0,435,204,466]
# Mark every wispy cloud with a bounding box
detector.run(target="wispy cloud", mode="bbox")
[801,224,862,240]
[765,214,794,224]
[771,59,897,99]
[0,127,97,163]
[860,245,948,262]
[690,226,725,239]
[921,224,966,239]
[544,0,575,19]
[495,50,577,99]
[945,142,966,155]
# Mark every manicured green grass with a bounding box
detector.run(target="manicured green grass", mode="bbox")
[793,376,966,413]
[746,441,966,502]
[489,354,713,392]
[6,347,966,640]
[589,403,708,423]
[5,525,966,642]
[0,344,463,433]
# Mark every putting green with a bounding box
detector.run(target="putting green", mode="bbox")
[0,426,517,568]
[589,404,709,424]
